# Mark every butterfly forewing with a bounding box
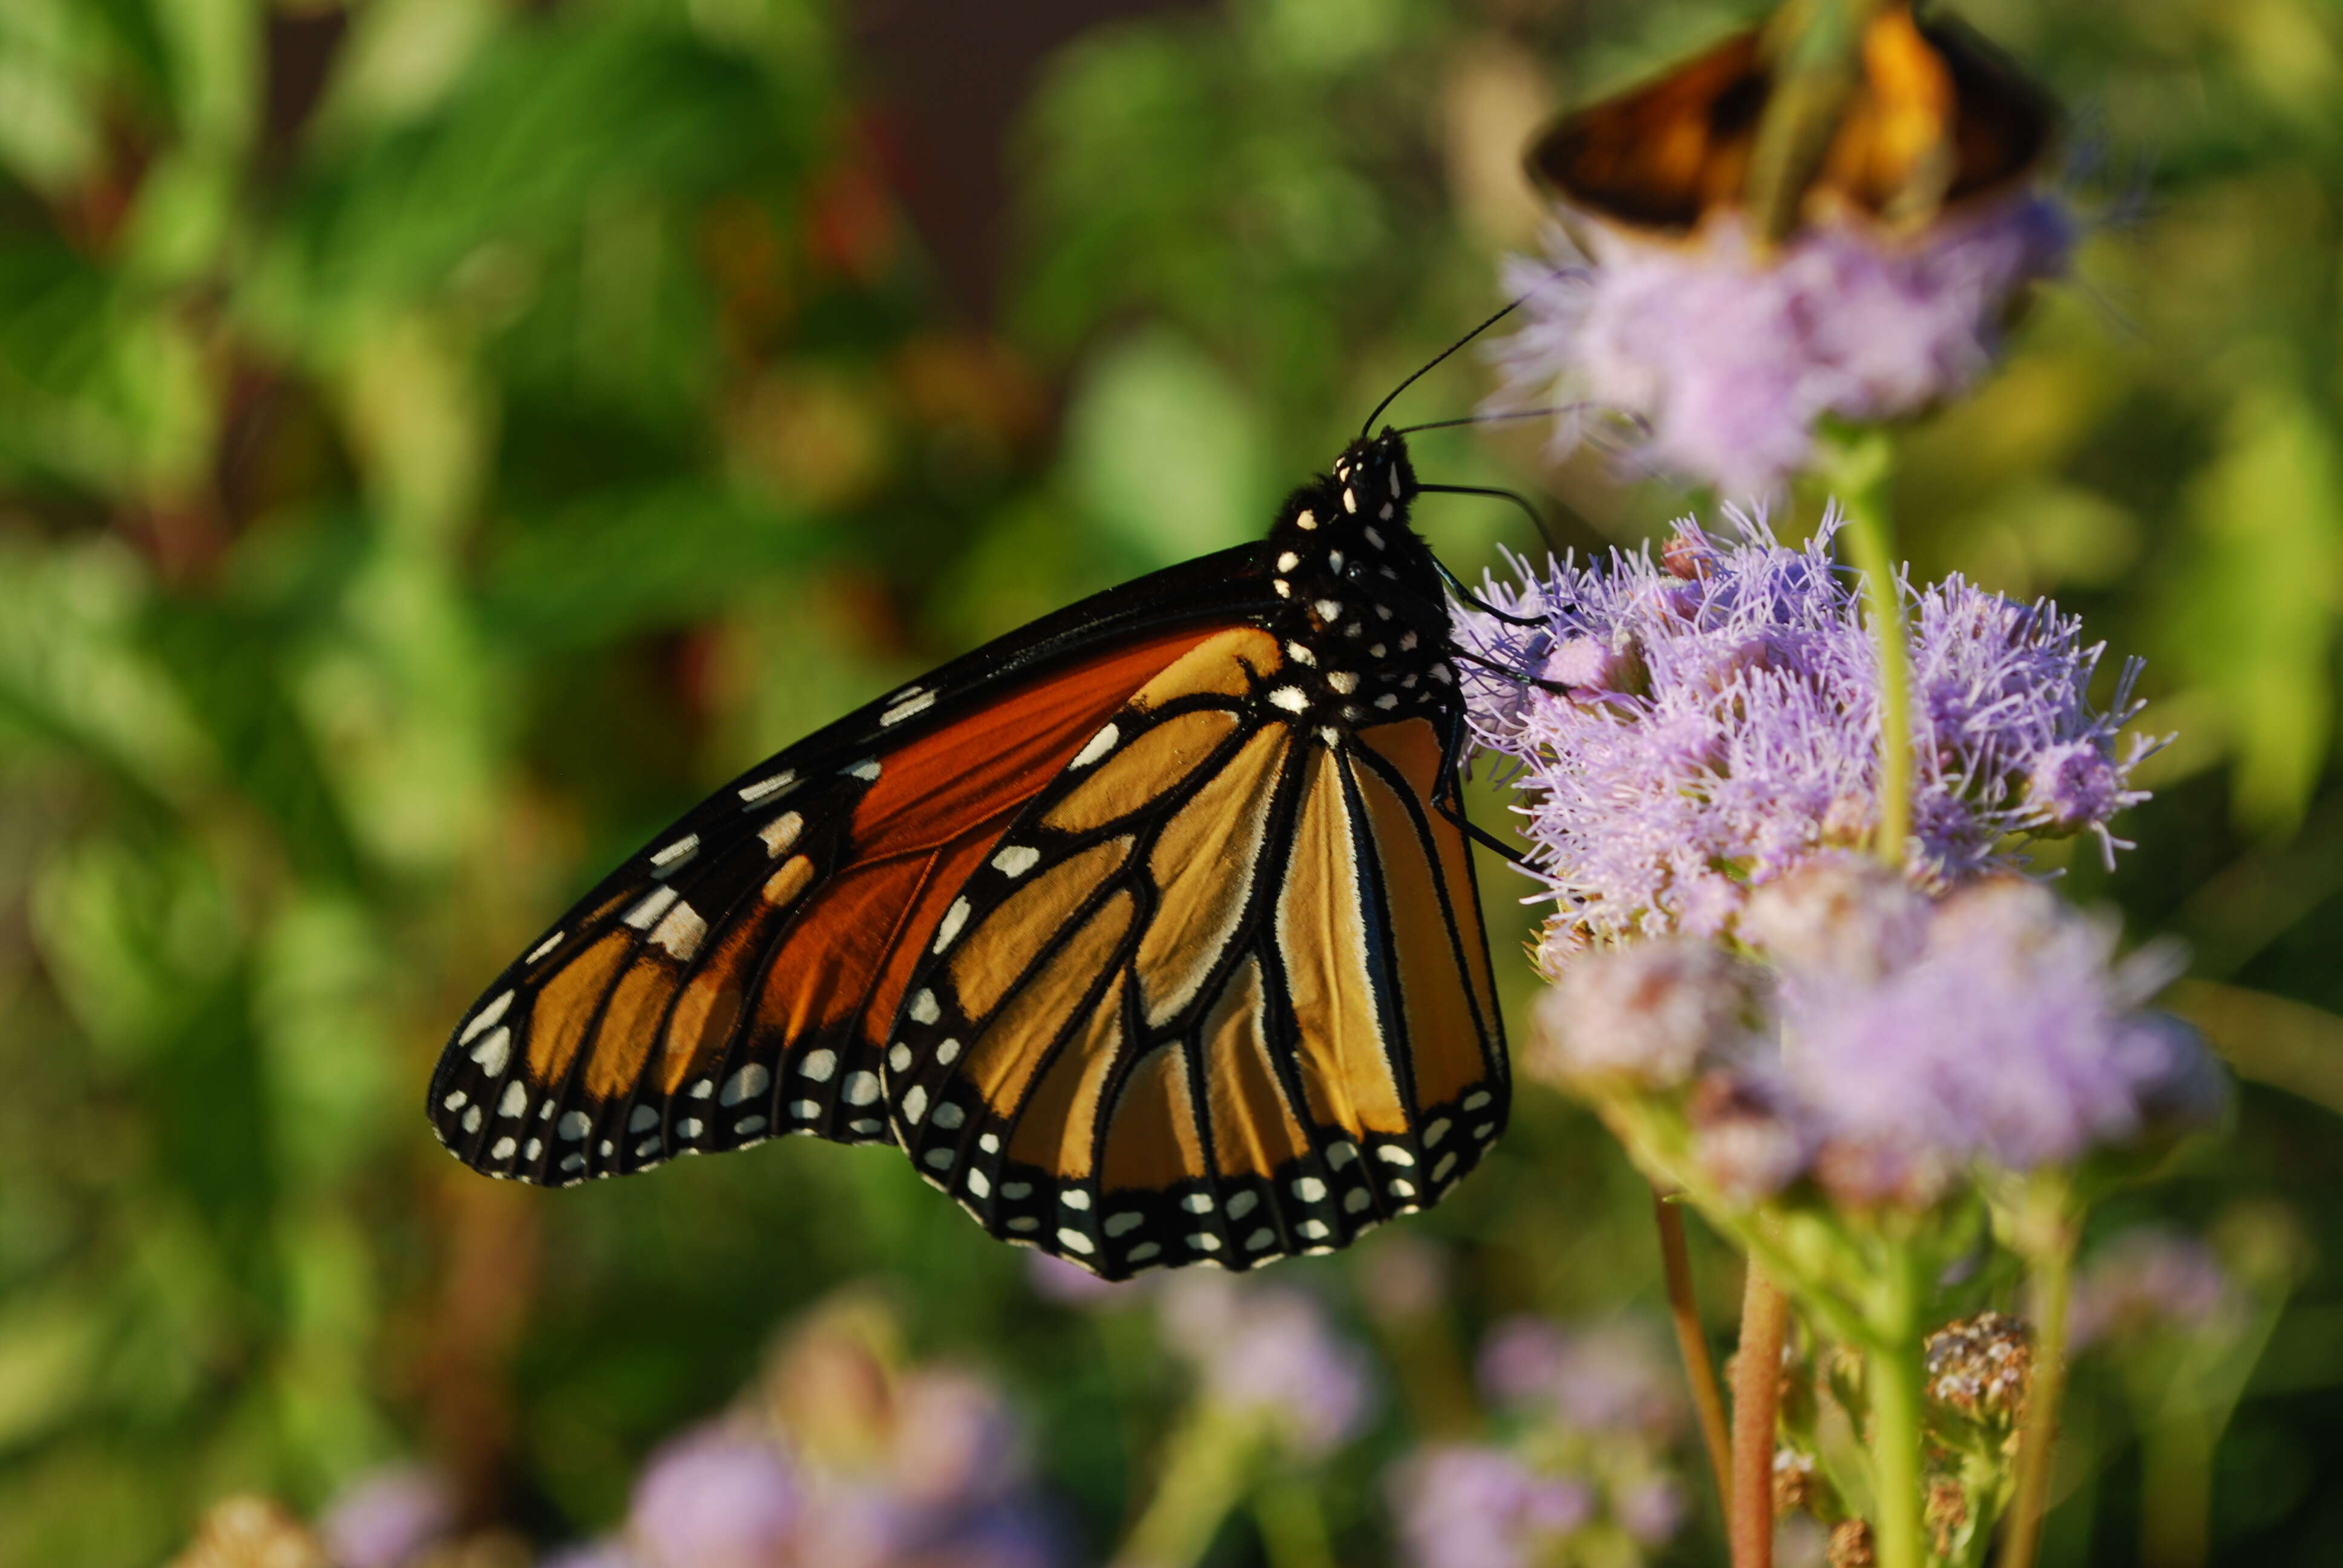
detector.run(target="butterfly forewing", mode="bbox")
[428,571,1256,1186]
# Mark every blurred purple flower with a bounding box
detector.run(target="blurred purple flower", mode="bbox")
[1778,881,2226,1201]
[1388,1445,1593,1568]
[1614,1475,1688,1545]
[1456,520,2158,952]
[1490,197,2071,498]
[888,1370,1029,1511]
[1475,1316,1682,1437]
[1529,937,1748,1089]
[316,1465,452,1568]
[1025,1250,1142,1308]
[629,1426,800,1568]
[1158,1275,1375,1459]
[2070,1228,2234,1348]
[1475,1316,1567,1411]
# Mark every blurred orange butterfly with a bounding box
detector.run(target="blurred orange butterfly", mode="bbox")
[428,428,1509,1279]
[1528,2,2053,238]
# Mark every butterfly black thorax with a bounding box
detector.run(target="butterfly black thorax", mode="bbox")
[1253,430,1459,742]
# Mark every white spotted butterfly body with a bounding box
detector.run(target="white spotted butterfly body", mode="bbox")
[431,429,1509,1279]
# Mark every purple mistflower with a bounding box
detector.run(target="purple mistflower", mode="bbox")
[316,1465,453,1568]
[886,1369,1030,1511]
[1388,1445,1594,1568]
[1489,197,2072,498]
[1474,1316,1682,1438]
[1777,881,2226,1203]
[2069,1228,2235,1349]
[1455,517,2159,953]
[1158,1275,1375,1459]
[1025,1250,1143,1308]
[1529,936,1750,1089]
[628,1425,801,1568]
[1614,1475,1688,1546]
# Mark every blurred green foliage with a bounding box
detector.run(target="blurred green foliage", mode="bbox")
[0,0,2340,1565]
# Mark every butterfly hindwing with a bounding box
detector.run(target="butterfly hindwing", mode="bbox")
[881,474,1510,1279]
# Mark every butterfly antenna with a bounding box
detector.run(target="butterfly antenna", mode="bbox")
[1358,289,1541,440]
[1418,482,1562,557]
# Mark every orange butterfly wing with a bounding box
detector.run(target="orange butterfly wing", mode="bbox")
[428,590,1244,1184]
[1528,7,2052,237]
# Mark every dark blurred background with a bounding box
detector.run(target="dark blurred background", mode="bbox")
[2,0,2341,1563]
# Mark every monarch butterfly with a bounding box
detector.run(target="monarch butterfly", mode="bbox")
[1527,2,2052,238]
[428,425,1512,1279]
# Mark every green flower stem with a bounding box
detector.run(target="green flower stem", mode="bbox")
[1820,428,1910,866]
[1111,1404,1263,1568]
[1254,1472,1335,1568]
[1863,1251,1928,1568]
[2002,1193,2080,1568]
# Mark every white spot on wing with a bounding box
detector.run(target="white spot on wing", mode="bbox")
[623,885,680,930]
[1425,1118,1452,1145]
[628,1105,659,1133]
[1377,1145,1415,1166]
[526,932,563,963]
[1293,1176,1327,1202]
[758,811,804,857]
[468,1027,513,1077]
[497,1082,528,1117]
[1226,1191,1259,1219]
[1105,1212,1144,1237]
[931,1102,965,1130]
[1285,641,1316,666]
[1276,551,1300,571]
[1057,1228,1095,1254]
[845,758,882,782]
[908,989,940,1025]
[649,900,706,961]
[462,991,514,1044]
[442,1091,468,1111]
[736,1116,767,1135]
[791,1099,820,1119]
[1314,599,1344,622]
[1301,1218,1331,1240]
[888,1043,912,1072]
[967,1169,991,1198]
[1327,671,1358,694]
[844,1071,880,1106]
[932,897,972,953]
[1127,1241,1161,1262]
[1432,1151,1458,1181]
[490,1136,516,1161]
[1270,687,1309,713]
[992,844,1040,878]
[881,690,937,727]
[1187,1232,1222,1252]
[1245,1227,1276,1250]
[1295,509,1317,531]
[1072,724,1119,768]
[738,769,797,803]
[924,1147,952,1170]
[903,1085,928,1123]
[1342,487,1357,514]
[559,1111,591,1140]
[1463,1091,1492,1111]
[799,1049,837,1082]
[462,1105,483,1134]
[936,1039,962,1065]
[649,835,699,875]
[722,1063,772,1105]
[1181,1194,1214,1213]
[1062,1189,1092,1211]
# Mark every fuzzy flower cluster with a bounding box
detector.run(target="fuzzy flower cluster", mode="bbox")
[1389,1314,1688,1568]
[1533,860,2226,1207]
[2068,1227,2235,1349]
[1156,1273,1377,1459]
[1456,520,2157,958]
[1490,198,2071,498]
